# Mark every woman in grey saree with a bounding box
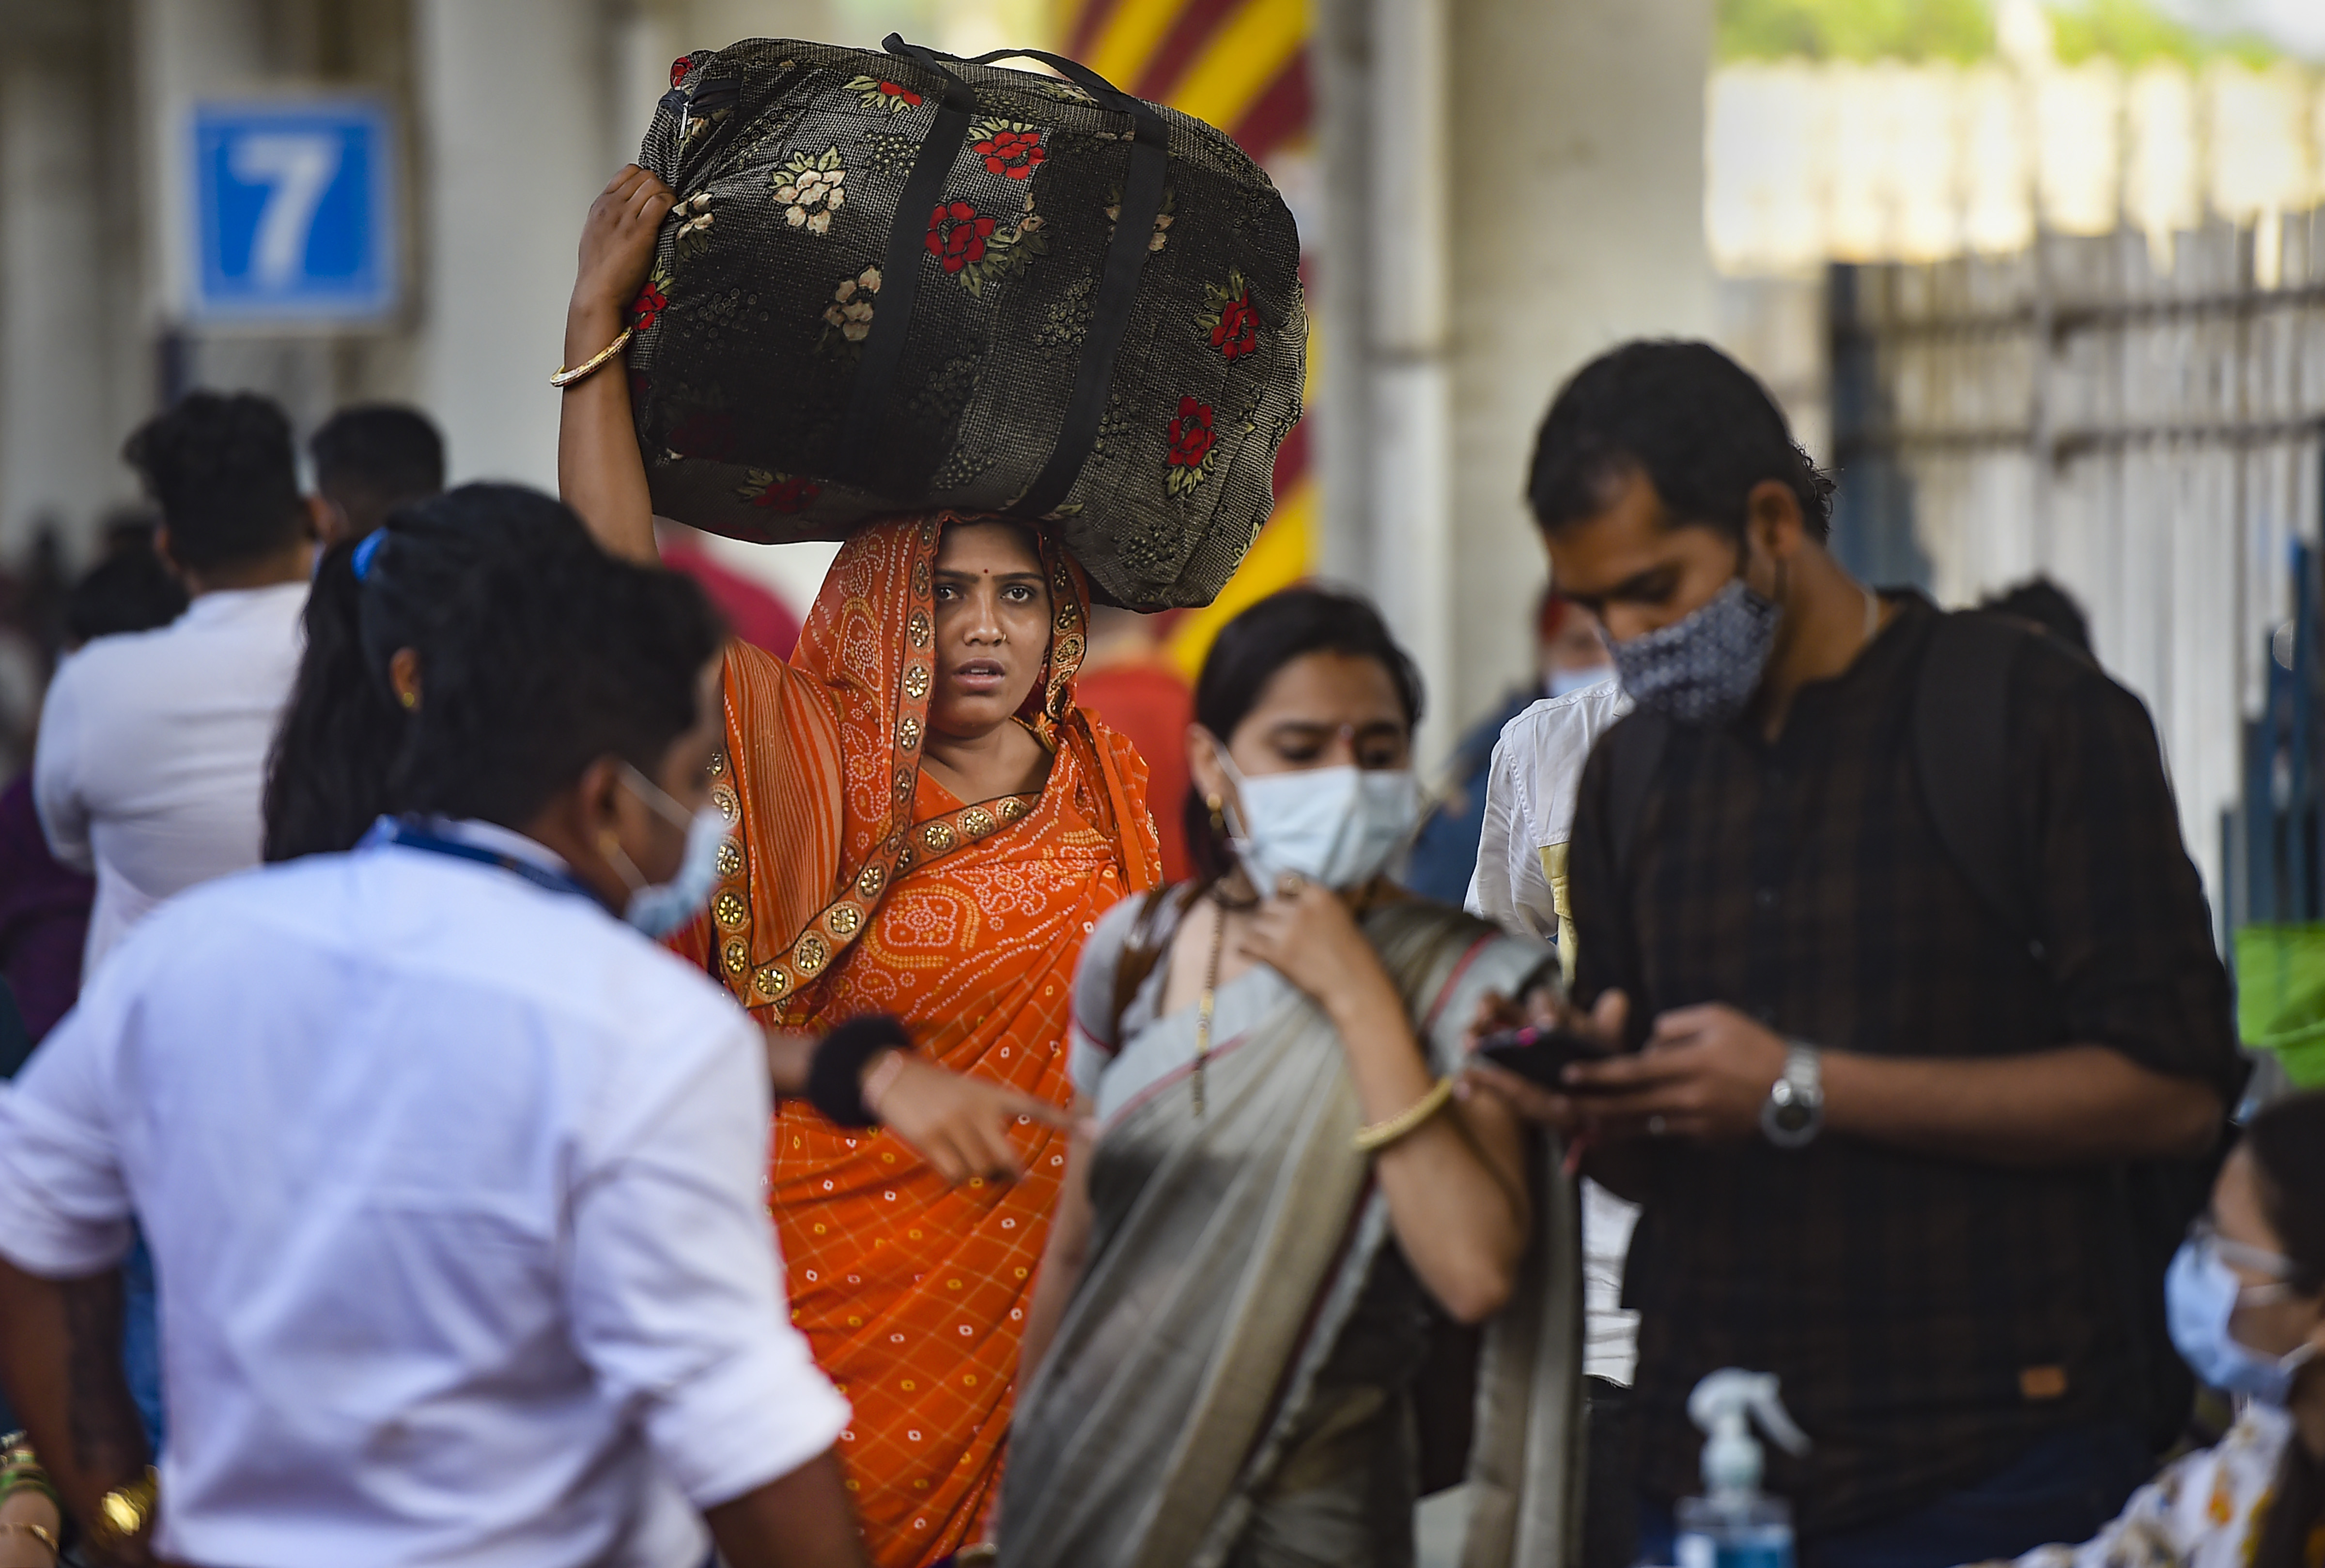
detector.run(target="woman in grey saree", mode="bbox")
[997,590,1585,1568]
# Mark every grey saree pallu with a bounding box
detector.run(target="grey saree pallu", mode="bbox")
[996,900,1585,1568]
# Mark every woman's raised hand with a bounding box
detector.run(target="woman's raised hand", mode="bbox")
[1239,875,1399,1023]
[867,1054,1080,1186]
[572,165,676,321]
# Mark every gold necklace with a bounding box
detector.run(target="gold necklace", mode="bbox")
[1192,898,1227,1116]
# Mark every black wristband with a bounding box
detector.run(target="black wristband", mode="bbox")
[806,1014,914,1128]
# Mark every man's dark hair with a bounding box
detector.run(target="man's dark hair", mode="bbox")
[1527,340,1835,545]
[1979,576,2092,658]
[1186,585,1424,878]
[309,405,446,538]
[121,391,306,570]
[391,486,725,830]
[63,544,187,646]
[264,484,602,861]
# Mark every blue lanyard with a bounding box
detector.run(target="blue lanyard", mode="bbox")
[370,817,602,907]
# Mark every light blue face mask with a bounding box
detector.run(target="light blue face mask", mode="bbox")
[1549,664,1615,699]
[2165,1230,2318,1406]
[605,763,729,939]
[1214,746,1426,892]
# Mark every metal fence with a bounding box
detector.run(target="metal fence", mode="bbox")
[1828,210,2325,925]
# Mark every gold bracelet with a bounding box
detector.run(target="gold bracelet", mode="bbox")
[1352,1076,1455,1154]
[90,1467,156,1550]
[550,325,635,388]
[1,1520,56,1557]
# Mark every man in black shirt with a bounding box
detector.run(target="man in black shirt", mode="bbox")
[1472,341,2237,1567]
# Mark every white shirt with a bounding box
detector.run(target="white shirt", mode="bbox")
[1465,679,1631,951]
[0,826,849,1568]
[33,582,308,973]
[1461,679,1646,1384]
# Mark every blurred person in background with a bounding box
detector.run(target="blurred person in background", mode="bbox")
[1074,605,1195,882]
[0,485,864,1568]
[0,532,185,1045]
[1968,1088,2325,1568]
[1981,577,2094,661]
[307,404,444,548]
[1405,586,1613,906]
[33,391,313,976]
[657,522,803,658]
[1472,341,2238,1567]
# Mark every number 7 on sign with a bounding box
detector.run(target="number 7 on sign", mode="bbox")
[228,133,342,289]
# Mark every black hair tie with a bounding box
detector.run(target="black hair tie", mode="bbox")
[806,1014,914,1127]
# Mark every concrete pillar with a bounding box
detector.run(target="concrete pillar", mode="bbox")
[1316,0,1717,745]
[412,0,613,489]
[1443,0,1717,723]
[0,6,142,558]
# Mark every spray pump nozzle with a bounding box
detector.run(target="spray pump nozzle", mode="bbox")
[1687,1369,1811,1499]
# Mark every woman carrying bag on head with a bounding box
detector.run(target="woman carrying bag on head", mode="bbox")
[558,164,1162,1568]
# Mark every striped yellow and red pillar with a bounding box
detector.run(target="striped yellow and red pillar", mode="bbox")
[1052,0,1319,678]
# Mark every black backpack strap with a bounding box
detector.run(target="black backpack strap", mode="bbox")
[1606,709,1672,886]
[1913,612,2039,957]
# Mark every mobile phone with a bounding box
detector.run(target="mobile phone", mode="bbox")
[1473,1025,1609,1089]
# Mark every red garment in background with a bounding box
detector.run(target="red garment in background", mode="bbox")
[661,538,802,657]
[0,774,92,1040]
[1075,661,1194,883]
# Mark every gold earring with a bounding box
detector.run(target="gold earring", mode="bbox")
[398,688,418,711]
[1207,793,1225,836]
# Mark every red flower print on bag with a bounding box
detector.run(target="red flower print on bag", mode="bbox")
[847,75,925,115]
[1212,294,1257,358]
[667,410,737,460]
[738,469,822,512]
[1198,270,1260,360]
[631,273,669,332]
[972,122,1047,181]
[926,201,998,274]
[669,56,693,88]
[1164,396,1218,497]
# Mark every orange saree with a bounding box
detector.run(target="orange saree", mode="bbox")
[677,514,1161,1568]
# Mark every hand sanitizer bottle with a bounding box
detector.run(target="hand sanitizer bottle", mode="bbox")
[1672,1369,1811,1568]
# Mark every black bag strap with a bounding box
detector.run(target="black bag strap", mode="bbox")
[954,46,1172,522]
[1913,611,2039,956]
[833,36,1170,512]
[831,37,982,488]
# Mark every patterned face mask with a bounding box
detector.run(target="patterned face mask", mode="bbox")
[1606,576,1782,727]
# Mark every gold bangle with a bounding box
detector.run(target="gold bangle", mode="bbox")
[1,1521,56,1556]
[550,325,635,388]
[1352,1076,1456,1154]
[90,1467,156,1549]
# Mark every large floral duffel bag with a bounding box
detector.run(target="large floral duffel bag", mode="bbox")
[623,34,1306,609]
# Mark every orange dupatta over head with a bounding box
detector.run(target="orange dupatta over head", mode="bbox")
[680,514,1161,1568]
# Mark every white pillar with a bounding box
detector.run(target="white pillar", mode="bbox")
[0,19,136,558]
[1444,0,1718,719]
[1364,0,1456,766]
[412,0,611,489]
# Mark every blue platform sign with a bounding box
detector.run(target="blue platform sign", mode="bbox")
[190,98,398,323]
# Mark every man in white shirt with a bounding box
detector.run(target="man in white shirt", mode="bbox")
[34,391,314,974]
[0,489,862,1568]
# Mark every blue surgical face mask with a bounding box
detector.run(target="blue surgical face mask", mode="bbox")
[1549,664,1614,699]
[1215,746,1425,892]
[605,763,729,939]
[2166,1233,2318,1406]
[1606,576,1781,727]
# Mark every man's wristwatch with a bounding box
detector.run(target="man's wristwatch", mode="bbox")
[1760,1042,1824,1149]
